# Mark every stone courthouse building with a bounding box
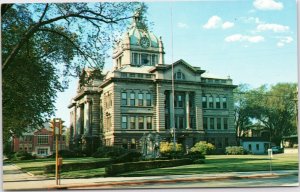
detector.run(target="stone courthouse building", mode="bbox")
[68,12,237,153]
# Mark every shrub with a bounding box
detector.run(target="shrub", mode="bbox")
[225,146,245,155]
[105,158,193,176]
[44,159,111,173]
[190,141,215,155]
[51,149,86,158]
[113,151,141,163]
[184,151,205,161]
[12,151,35,161]
[193,159,205,164]
[92,146,127,158]
[159,142,184,159]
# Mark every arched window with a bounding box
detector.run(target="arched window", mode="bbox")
[175,71,185,80]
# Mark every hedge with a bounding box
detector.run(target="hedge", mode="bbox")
[105,158,193,176]
[44,160,111,173]
[225,146,245,155]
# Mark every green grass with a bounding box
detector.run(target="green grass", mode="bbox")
[9,153,298,178]
[119,153,299,177]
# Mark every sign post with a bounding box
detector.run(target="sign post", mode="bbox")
[267,148,273,175]
[50,118,63,185]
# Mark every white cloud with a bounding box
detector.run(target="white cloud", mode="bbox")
[276,36,293,47]
[253,0,283,10]
[241,17,263,24]
[222,22,234,29]
[225,34,264,43]
[177,22,189,29]
[203,16,222,29]
[203,16,234,30]
[257,23,289,32]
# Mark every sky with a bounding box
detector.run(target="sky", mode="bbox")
[53,0,298,126]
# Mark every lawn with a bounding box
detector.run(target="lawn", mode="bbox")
[119,153,299,177]
[8,153,298,178]
[9,157,109,178]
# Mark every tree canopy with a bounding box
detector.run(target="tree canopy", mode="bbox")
[234,83,297,145]
[1,2,145,142]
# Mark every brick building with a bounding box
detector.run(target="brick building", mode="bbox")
[12,125,68,157]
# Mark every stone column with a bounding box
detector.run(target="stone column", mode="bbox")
[169,91,174,129]
[84,98,90,135]
[195,90,203,130]
[156,84,165,132]
[185,92,190,129]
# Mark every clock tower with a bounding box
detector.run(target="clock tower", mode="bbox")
[112,10,165,69]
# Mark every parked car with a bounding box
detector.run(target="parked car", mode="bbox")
[271,146,284,154]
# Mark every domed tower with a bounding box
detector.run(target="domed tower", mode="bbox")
[112,10,165,69]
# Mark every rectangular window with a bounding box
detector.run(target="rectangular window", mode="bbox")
[130,93,135,106]
[225,138,229,146]
[122,116,127,129]
[132,53,140,65]
[107,116,111,130]
[248,144,252,151]
[146,93,151,106]
[138,74,143,78]
[129,73,135,77]
[141,54,149,65]
[210,118,214,129]
[37,148,48,155]
[151,54,157,65]
[121,92,127,106]
[256,144,260,151]
[223,97,227,109]
[217,118,221,129]
[203,117,208,129]
[223,118,228,129]
[138,117,144,129]
[130,116,135,129]
[37,135,48,144]
[147,116,152,129]
[209,96,214,108]
[216,97,221,108]
[138,93,143,106]
[122,139,128,149]
[131,138,136,149]
[121,73,127,78]
[202,96,207,108]
[145,74,152,78]
[179,116,184,129]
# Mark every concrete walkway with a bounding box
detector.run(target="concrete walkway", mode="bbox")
[2,162,299,190]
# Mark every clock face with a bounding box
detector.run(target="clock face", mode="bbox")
[140,37,150,48]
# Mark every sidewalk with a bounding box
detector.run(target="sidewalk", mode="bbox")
[2,163,298,190]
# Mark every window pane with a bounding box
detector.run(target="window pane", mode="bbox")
[223,97,227,108]
[147,116,152,129]
[146,93,151,106]
[122,92,127,106]
[217,118,221,129]
[141,54,149,65]
[130,93,135,106]
[130,116,135,129]
[138,117,144,129]
[202,96,207,108]
[210,118,214,129]
[122,116,127,129]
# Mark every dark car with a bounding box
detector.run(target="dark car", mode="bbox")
[271,146,284,154]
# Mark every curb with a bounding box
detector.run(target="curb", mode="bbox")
[48,172,298,189]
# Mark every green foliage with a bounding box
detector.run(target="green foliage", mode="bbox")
[184,151,205,161]
[234,83,297,145]
[225,146,245,155]
[159,142,184,158]
[112,151,142,163]
[105,159,193,176]
[190,141,216,155]
[92,146,127,158]
[12,151,36,161]
[44,159,110,173]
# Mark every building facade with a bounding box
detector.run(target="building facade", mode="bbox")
[12,127,68,157]
[69,12,237,153]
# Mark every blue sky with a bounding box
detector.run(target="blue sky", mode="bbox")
[54,0,298,126]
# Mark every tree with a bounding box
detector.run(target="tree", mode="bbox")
[2,2,146,142]
[234,83,297,145]
[234,84,253,138]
